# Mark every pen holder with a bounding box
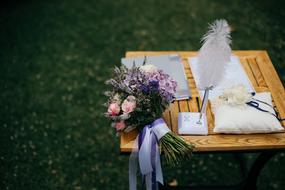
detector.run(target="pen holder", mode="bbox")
[178,112,208,135]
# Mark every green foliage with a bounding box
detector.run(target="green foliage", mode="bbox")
[1,0,285,190]
[160,133,194,165]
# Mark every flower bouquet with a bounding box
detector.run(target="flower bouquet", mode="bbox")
[105,63,194,165]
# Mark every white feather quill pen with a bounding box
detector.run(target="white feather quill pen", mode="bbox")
[197,19,232,123]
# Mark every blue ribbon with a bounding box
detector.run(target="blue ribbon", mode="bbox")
[246,100,284,121]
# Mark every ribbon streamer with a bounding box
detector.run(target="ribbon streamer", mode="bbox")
[129,118,170,190]
[247,100,285,121]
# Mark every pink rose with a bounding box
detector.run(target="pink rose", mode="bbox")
[108,103,120,116]
[115,120,125,131]
[121,97,136,114]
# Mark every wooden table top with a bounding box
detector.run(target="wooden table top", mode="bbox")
[120,51,285,153]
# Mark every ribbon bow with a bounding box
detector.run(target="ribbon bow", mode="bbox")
[129,118,170,190]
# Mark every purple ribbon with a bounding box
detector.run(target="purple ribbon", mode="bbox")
[150,132,157,189]
[138,122,159,189]
[129,118,170,190]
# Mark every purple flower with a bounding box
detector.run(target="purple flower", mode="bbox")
[149,80,159,89]
[166,93,174,102]
[140,84,149,93]
[121,67,177,104]
[162,92,174,102]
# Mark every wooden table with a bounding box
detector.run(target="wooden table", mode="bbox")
[120,51,285,190]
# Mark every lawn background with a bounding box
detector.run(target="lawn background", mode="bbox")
[1,0,285,189]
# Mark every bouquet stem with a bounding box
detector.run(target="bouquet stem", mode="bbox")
[159,132,194,165]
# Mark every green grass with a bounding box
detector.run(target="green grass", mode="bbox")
[1,0,285,189]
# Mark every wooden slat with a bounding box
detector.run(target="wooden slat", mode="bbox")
[121,132,285,153]
[255,86,270,92]
[255,53,285,126]
[120,129,138,151]
[188,97,199,112]
[120,51,285,152]
[169,101,179,134]
[247,57,267,87]
[182,133,285,152]
[178,100,190,112]
[239,57,258,88]
[162,109,172,130]
[206,102,215,135]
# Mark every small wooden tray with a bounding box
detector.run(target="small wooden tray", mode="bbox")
[120,51,285,153]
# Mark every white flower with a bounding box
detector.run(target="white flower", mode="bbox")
[140,64,158,73]
[212,85,252,107]
[113,93,121,104]
[126,95,136,102]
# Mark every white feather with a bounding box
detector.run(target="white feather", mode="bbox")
[197,19,232,90]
